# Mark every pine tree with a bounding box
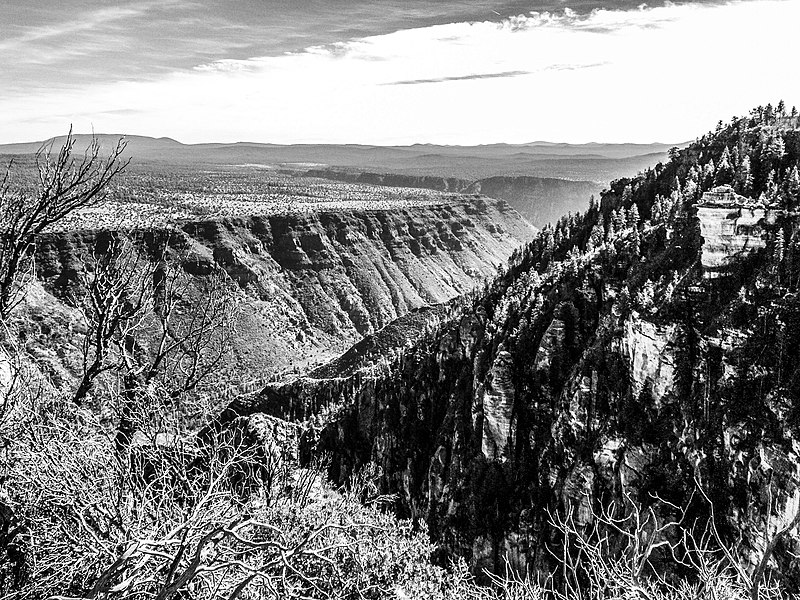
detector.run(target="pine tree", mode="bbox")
[775,228,785,263]
[652,195,664,223]
[637,280,656,313]
[605,215,615,241]
[766,169,778,201]
[631,226,641,257]
[715,147,734,185]
[627,204,640,229]
[764,135,785,164]
[613,208,626,232]
[703,160,715,188]
[544,229,555,257]
[621,184,633,206]
[786,165,800,210]
[765,103,775,123]
[587,221,604,252]
[736,155,753,196]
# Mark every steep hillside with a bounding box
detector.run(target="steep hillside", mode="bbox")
[21,195,534,397]
[231,105,800,588]
[465,176,600,228]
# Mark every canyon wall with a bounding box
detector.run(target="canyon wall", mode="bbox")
[232,216,800,588]
[23,196,534,393]
[305,168,601,229]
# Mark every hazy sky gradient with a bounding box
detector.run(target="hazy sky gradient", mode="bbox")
[2,0,798,144]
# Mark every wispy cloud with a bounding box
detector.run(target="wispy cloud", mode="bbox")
[385,70,532,86]
[546,62,607,71]
[0,5,146,52]
[1,1,798,146]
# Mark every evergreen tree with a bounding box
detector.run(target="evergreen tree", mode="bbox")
[605,215,615,241]
[652,195,664,223]
[613,208,626,232]
[765,103,775,123]
[763,135,786,164]
[631,226,641,257]
[736,155,753,196]
[786,165,800,209]
[621,184,633,207]
[702,159,715,188]
[766,169,778,201]
[587,221,604,252]
[627,204,640,229]
[775,228,785,263]
[543,229,555,257]
[715,147,734,185]
[637,280,656,313]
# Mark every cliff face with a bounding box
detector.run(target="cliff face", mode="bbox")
[28,196,534,388]
[697,204,779,277]
[232,115,800,588]
[246,237,800,587]
[465,176,601,228]
[305,168,601,229]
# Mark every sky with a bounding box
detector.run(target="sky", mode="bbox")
[1,0,799,145]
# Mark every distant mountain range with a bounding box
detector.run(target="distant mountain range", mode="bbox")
[0,134,685,184]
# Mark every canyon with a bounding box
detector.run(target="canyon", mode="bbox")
[215,116,800,590]
[20,193,534,396]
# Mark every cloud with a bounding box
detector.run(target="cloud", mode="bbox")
[546,62,607,71]
[1,1,799,145]
[384,70,532,85]
[0,5,145,52]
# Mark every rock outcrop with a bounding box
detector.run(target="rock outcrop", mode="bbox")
[696,185,780,278]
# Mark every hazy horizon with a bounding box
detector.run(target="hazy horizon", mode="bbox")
[0,132,685,149]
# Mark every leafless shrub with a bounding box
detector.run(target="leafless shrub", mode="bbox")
[73,233,156,406]
[544,491,787,600]
[71,232,239,451]
[0,129,128,319]
[0,392,451,600]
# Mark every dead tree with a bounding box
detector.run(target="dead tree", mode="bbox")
[74,235,238,451]
[0,128,128,320]
[73,234,156,406]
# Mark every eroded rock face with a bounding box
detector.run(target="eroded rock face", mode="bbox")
[247,254,800,588]
[620,316,676,403]
[697,205,774,277]
[30,197,534,386]
[535,317,565,372]
[695,187,781,278]
[479,347,516,460]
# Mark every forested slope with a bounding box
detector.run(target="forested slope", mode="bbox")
[243,104,800,589]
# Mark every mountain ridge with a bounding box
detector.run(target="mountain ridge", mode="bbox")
[0,134,683,184]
